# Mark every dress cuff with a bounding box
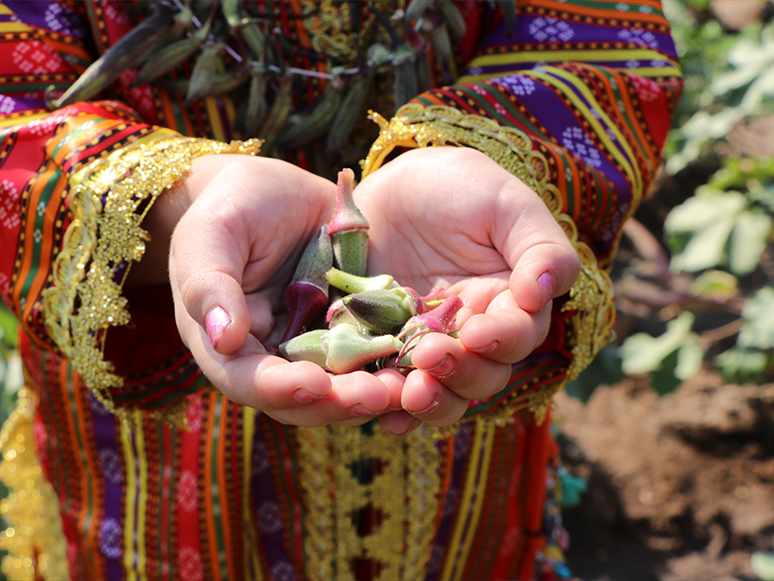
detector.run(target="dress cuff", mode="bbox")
[42,134,261,425]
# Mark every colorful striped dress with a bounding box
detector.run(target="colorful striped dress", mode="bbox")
[0,1,681,580]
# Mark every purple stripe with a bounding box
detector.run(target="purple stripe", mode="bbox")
[0,96,47,115]
[250,412,295,576]
[215,99,233,142]
[4,0,87,38]
[426,422,473,581]
[480,12,679,62]
[465,57,677,79]
[90,392,124,580]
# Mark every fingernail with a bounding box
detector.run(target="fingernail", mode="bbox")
[206,306,231,348]
[411,394,440,415]
[384,405,402,412]
[294,388,326,403]
[468,341,498,355]
[538,271,556,309]
[425,354,456,378]
[350,403,374,416]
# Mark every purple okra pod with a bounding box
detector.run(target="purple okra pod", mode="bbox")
[279,225,333,345]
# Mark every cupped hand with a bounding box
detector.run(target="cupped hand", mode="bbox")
[163,155,395,427]
[353,147,581,434]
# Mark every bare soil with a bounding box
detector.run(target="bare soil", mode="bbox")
[556,370,774,580]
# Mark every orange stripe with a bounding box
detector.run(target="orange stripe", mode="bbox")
[52,117,124,167]
[609,68,658,169]
[527,0,668,24]
[19,167,64,338]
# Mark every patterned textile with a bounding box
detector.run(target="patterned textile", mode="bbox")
[0,1,681,580]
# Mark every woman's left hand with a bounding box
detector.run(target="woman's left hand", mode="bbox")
[353,147,581,435]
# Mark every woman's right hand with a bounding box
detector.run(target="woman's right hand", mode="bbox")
[158,155,398,427]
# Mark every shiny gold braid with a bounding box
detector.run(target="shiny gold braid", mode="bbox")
[0,388,68,581]
[298,423,440,581]
[42,134,261,427]
[362,104,616,425]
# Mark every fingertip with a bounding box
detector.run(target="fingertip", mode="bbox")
[206,303,251,354]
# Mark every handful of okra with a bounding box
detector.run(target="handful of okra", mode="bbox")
[277,168,462,374]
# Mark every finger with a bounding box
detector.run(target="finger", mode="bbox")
[456,290,553,364]
[378,411,423,436]
[401,370,469,428]
[179,309,333,409]
[170,162,254,355]
[244,290,280,342]
[411,332,512,400]
[272,371,393,427]
[496,182,581,314]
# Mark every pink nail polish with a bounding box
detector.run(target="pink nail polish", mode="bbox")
[206,306,231,348]
[538,271,556,309]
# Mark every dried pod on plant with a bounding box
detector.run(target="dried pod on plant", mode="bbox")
[52,4,177,108]
[277,75,346,151]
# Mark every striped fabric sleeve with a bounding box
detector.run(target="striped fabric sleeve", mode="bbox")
[364,0,683,423]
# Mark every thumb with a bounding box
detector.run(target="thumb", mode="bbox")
[509,239,581,314]
[169,165,252,355]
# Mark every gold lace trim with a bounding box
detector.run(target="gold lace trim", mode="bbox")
[0,388,69,581]
[42,135,261,426]
[362,104,616,425]
[298,423,440,581]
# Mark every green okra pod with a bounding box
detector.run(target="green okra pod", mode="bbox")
[327,168,369,276]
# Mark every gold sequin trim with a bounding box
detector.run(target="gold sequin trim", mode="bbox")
[299,423,440,581]
[362,104,616,425]
[0,388,69,581]
[42,134,261,426]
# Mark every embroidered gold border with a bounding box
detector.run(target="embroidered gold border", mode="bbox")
[42,134,261,426]
[0,388,69,581]
[361,104,616,425]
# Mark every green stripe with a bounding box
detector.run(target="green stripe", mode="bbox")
[19,164,59,312]
[463,363,566,418]
[211,397,228,579]
[0,81,73,92]
[565,0,665,18]
[112,367,205,407]
[464,84,544,137]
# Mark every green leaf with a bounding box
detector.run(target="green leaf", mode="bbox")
[715,348,768,384]
[621,312,699,375]
[751,551,774,581]
[670,213,736,272]
[738,287,774,349]
[690,270,739,299]
[664,190,745,234]
[729,211,772,275]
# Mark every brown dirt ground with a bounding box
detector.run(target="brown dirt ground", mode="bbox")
[555,370,774,580]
